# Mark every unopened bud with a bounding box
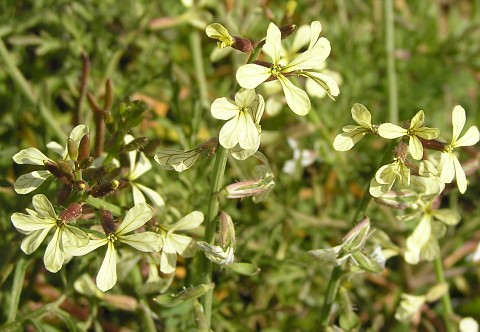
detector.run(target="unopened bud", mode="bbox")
[124,137,148,152]
[395,142,409,161]
[78,156,93,169]
[78,133,90,162]
[100,209,116,234]
[225,177,273,200]
[57,160,74,175]
[104,79,114,112]
[232,36,254,52]
[67,138,79,160]
[59,203,83,223]
[280,24,297,39]
[44,160,73,184]
[91,180,119,198]
[219,211,235,248]
[343,217,371,251]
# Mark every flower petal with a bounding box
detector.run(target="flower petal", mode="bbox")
[333,130,367,151]
[21,228,50,254]
[453,154,467,194]
[160,247,177,274]
[136,183,165,206]
[13,148,51,165]
[14,171,51,194]
[115,203,153,235]
[131,183,146,204]
[263,22,282,64]
[168,233,195,256]
[416,127,440,140]
[211,97,238,120]
[302,71,340,99]
[308,21,322,48]
[409,136,423,160]
[44,227,64,273]
[120,232,163,252]
[11,212,54,232]
[451,105,466,143]
[236,64,271,89]
[378,123,406,139]
[454,126,479,148]
[278,76,310,116]
[32,194,57,219]
[234,89,256,107]
[219,116,240,149]
[285,37,331,71]
[66,238,108,256]
[63,224,89,247]
[171,211,204,231]
[410,110,425,129]
[96,241,117,292]
[237,112,259,150]
[439,152,455,183]
[351,104,372,129]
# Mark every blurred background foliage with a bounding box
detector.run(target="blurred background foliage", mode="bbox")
[0,0,479,331]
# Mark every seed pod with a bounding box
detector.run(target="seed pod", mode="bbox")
[59,203,83,223]
[100,209,116,234]
[78,133,90,162]
[91,180,119,198]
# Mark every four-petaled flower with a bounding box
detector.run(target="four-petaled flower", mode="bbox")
[211,89,264,154]
[236,21,339,116]
[333,103,375,151]
[158,211,204,274]
[66,204,163,292]
[369,157,411,197]
[206,23,234,48]
[12,125,89,194]
[378,110,440,160]
[438,105,480,193]
[124,135,165,206]
[11,194,89,272]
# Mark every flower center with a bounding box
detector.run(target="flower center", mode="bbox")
[107,233,118,243]
[271,64,282,77]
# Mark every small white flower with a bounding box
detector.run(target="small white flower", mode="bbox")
[438,105,479,193]
[158,211,204,274]
[124,135,164,206]
[13,125,88,194]
[11,194,88,272]
[66,204,162,292]
[333,103,374,151]
[236,21,339,115]
[211,89,264,152]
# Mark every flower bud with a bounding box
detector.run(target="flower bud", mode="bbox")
[67,138,79,161]
[78,156,93,169]
[91,180,119,198]
[279,24,297,39]
[78,133,90,162]
[59,203,83,223]
[219,211,235,248]
[124,137,148,152]
[232,36,254,52]
[225,178,272,199]
[100,209,116,234]
[44,160,74,184]
[57,159,74,175]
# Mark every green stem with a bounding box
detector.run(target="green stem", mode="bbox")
[385,0,398,123]
[7,258,28,323]
[190,30,210,111]
[84,196,122,216]
[0,38,66,142]
[433,256,455,332]
[319,265,343,327]
[200,146,229,329]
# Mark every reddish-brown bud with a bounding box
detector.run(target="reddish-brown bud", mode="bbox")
[232,36,254,52]
[78,133,90,162]
[90,180,119,198]
[100,209,116,234]
[280,24,297,39]
[124,137,148,152]
[59,203,83,223]
[78,156,93,169]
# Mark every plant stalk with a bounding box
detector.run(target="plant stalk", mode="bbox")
[385,0,398,123]
[200,146,229,329]
[433,256,455,332]
[319,265,343,327]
